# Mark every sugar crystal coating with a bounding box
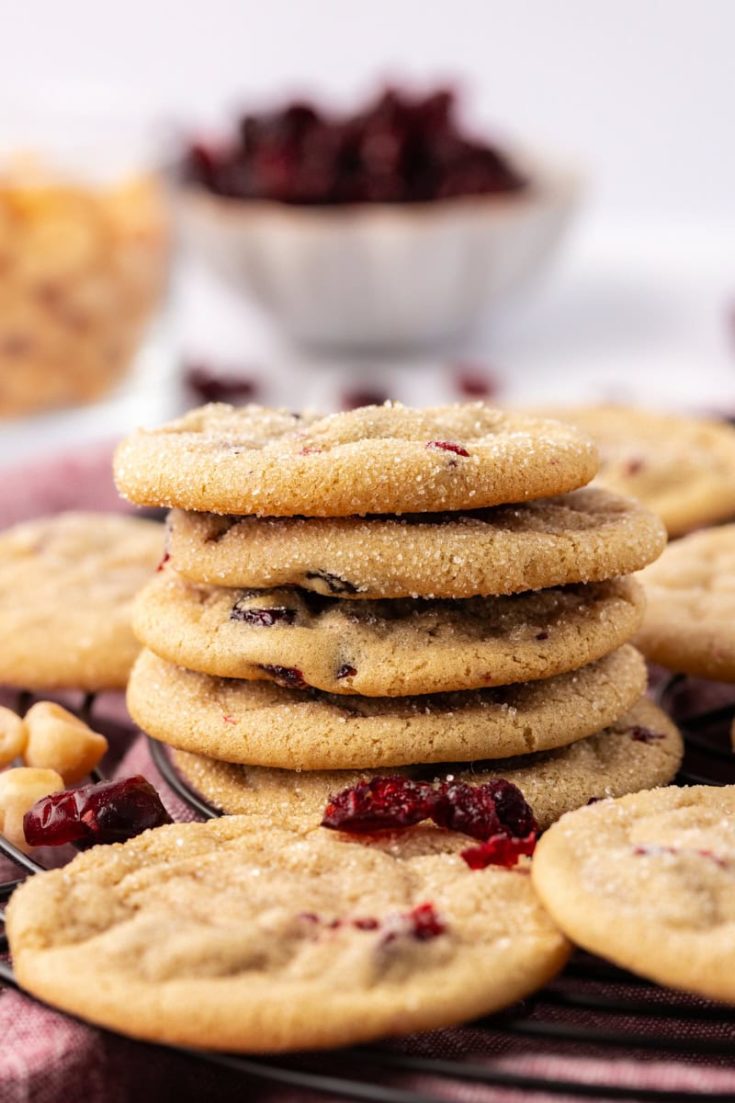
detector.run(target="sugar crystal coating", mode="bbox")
[134,570,645,696]
[114,402,599,516]
[127,645,648,770]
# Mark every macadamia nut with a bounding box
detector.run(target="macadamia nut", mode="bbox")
[0,766,64,850]
[24,702,108,784]
[0,706,27,768]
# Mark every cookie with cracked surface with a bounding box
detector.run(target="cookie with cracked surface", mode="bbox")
[635,524,735,681]
[0,512,163,691]
[172,698,683,830]
[134,570,644,697]
[127,645,647,770]
[113,402,598,517]
[7,814,570,1051]
[166,486,665,600]
[533,405,735,537]
[532,785,735,1002]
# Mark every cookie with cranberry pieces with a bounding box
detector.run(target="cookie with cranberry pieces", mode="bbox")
[635,524,735,681]
[7,814,570,1051]
[532,405,735,537]
[133,569,644,696]
[172,698,682,829]
[114,402,598,516]
[127,645,647,769]
[0,512,162,691]
[166,486,665,600]
[533,786,735,1002]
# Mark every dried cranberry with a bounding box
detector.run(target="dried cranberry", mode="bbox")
[535,630,549,641]
[461,832,537,870]
[630,726,666,743]
[230,602,296,627]
[633,845,728,868]
[305,570,358,595]
[433,779,537,841]
[353,917,380,930]
[622,456,645,477]
[697,849,729,869]
[23,776,172,850]
[156,550,170,573]
[336,664,357,680]
[183,362,260,404]
[426,440,470,457]
[296,908,444,939]
[633,844,678,859]
[488,779,538,838]
[432,781,501,840]
[406,902,446,940]
[322,776,437,833]
[185,141,221,189]
[322,774,537,869]
[453,364,499,399]
[181,86,526,206]
[340,388,390,410]
[258,664,307,689]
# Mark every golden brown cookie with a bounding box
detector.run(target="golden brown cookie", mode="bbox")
[127,645,648,770]
[173,698,682,830]
[635,524,735,681]
[532,405,735,536]
[0,512,163,691]
[133,570,645,696]
[166,487,665,600]
[114,402,598,517]
[7,814,570,1051]
[532,785,735,1002]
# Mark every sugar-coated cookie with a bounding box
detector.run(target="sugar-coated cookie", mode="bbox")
[636,524,735,681]
[534,405,735,536]
[114,402,598,517]
[127,645,647,770]
[0,512,162,691]
[7,814,570,1051]
[167,487,665,600]
[134,570,644,696]
[532,785,735,1002]
[173,698,682,830]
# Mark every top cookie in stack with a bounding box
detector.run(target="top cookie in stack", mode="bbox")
[118,402,679,827]
[114,402,600,518]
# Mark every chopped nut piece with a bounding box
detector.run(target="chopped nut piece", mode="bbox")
[0,766,64,850]
[0,706,27,768]
[24,702,108,784]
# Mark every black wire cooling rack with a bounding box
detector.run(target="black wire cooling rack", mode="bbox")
[2,677,735,1103]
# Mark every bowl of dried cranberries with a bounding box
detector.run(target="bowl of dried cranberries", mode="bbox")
[176,87,579,350]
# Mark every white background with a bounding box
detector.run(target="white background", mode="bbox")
[4,0,734,218]
[1,0,734,462]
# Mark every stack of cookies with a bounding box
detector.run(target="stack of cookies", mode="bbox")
[117,402,683,829]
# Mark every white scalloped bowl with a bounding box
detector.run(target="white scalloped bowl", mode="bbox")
[176,156,580,350]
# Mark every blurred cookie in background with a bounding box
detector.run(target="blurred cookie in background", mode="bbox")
[0,512,163,691]
[528,405,735,537]
[636,524,735,681]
